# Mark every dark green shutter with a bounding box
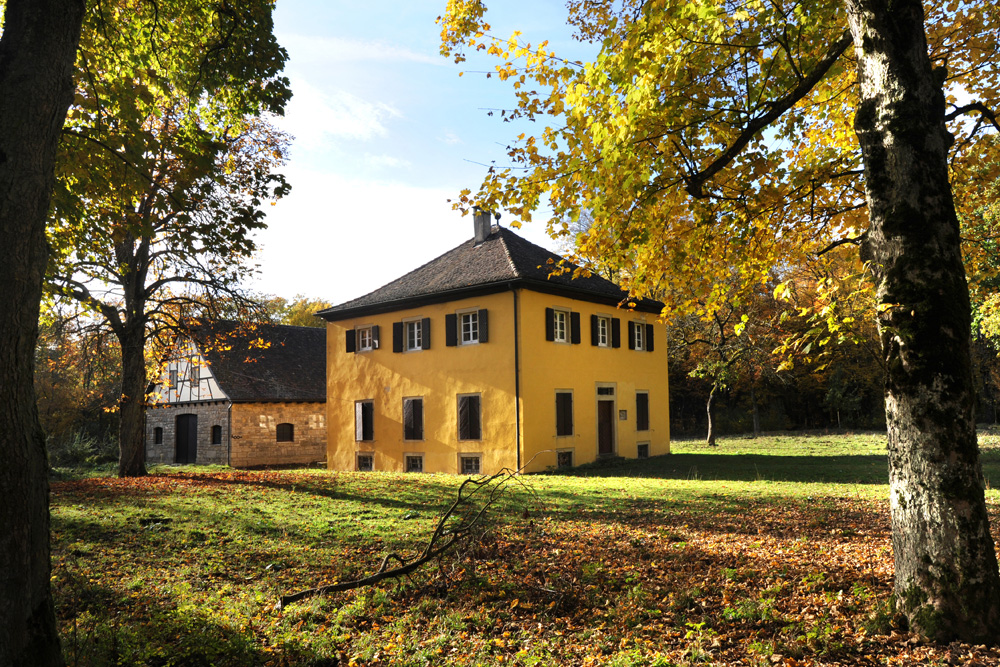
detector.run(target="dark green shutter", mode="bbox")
[645,323,655,352]
[627,321,636,350]
[570,312,581,344]
[590,314,599,346]
[612,318,621,348]
[422,317,432,349]
[346,329,356,353]
[392,322,403,353]
[446,313,457,346]
[478,309,489,343]
[545,307,555,341]
[371,325,380,349]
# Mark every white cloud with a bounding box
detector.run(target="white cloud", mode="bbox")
[438,131,461,145]
[281,33,443,66]
[277,78,401,149]
[364,154,412,169]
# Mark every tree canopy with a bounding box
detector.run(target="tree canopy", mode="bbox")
[47,0,292,477]
[440,0,1000,643]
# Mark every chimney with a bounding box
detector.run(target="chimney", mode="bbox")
[473,206,492,245]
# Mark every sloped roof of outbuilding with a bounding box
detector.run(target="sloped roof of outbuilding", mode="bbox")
[189,320,326,403]
[317,226,663,321]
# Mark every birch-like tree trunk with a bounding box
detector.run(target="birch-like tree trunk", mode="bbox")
[0,0,86,663]
[845,0,1000,641]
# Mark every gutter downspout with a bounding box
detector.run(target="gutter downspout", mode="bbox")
[227,401,233,467]
[512,286,522,470]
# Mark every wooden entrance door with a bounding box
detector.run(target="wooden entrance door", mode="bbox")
[176,413,198,464]
[597,400,615,456]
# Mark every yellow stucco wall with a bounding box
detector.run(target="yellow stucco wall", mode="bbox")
[327,292,518,474]
[326,287,670,475]
[516,290,670,472]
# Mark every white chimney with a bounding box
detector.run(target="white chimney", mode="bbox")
[473,206,492,245]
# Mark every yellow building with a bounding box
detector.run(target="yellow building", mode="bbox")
[318,212,669,474]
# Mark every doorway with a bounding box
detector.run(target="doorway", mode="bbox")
[597,384,617,456]
[176,413,198,464]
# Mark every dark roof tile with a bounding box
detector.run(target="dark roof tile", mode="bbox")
[318,226,661,319]
[189,321,326,402]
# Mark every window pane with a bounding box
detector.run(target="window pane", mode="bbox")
[461,456,481,474]
[461,312,479,343]
[406,455,423,472]
[557,451,573,468]
[276,423,294,442]
[554,311,566,342]
[356,401,374,441]
[404,398,423,440]
[357,454,373,471]
[598,318,608,346]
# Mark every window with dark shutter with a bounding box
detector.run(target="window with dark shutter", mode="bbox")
[422,317,432,349]
[555,391,573,436]
[355,400,374,441]
[346,329,356,353]
[646,323,655,352]
[570,312,581,344]
[371,325,380,349]
[404,397,424,440]
[590,314,600,346]
[612,318,621,348]
[393,322,404,353]
[445,313,458,347]
[627,321,636,350]
[545,307,555,341]
[458,394,482,440]
[276,423,294,442]
[478,309,489,343]
[636,392,650,431]
[211,424,223,444]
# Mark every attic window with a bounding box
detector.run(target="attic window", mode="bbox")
[276,423,294,442]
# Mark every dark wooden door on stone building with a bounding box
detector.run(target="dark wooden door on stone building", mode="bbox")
[176,413,198,464]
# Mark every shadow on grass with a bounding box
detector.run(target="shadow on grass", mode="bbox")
[551,453,890,484]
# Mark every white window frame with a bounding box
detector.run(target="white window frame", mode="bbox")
[405,454,424,473]
[459,454,482,475]
[460,310,479,345]
[633,321,645,351]
[553,309,569,343]
[357,325,374,352]
[596,316,610,347]
[405,319,423,352]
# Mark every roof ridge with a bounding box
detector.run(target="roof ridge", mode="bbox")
[496,226,522,278]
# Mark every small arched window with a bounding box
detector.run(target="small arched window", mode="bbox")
[211,425,222,445]
[276,423,294,442]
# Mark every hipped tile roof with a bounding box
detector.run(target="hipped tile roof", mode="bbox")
[188,320,326,402]
[317,226,662,320]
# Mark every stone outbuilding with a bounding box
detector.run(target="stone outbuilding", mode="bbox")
[145,320,326,467]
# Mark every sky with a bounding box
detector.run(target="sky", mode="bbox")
[251,1,594,306]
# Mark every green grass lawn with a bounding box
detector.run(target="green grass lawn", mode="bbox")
[50,431,1000,666]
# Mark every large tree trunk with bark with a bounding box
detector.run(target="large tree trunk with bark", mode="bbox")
[0,0,86,664]
[845,0,1000,641]
[705,385,717,446]
[117,320,149,477]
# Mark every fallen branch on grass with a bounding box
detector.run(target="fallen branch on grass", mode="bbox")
[277,467,522,610]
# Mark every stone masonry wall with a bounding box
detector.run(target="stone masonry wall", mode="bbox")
[145,402,230,465]
[230,402,326,468]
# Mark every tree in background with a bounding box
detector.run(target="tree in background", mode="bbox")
[441,0,1000,639]
[47,0,291,478]
[266,294,335,328]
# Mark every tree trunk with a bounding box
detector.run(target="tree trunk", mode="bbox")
[845,0,1000,641]
[0,0,85,664]
[751,383,760,438]
[706,385,717,446]
[117,321,149,477]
